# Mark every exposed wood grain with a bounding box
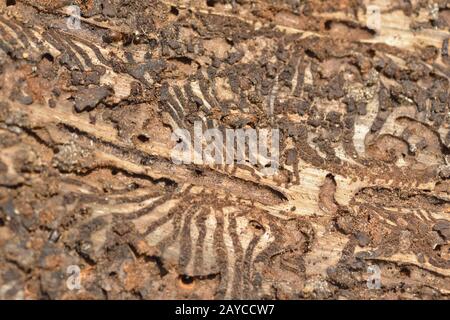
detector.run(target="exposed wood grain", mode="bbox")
[0,0,449,299]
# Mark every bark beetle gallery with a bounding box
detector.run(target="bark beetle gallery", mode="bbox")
[0,0,449,300]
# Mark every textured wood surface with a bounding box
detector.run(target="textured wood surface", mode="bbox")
[0,0,449,299]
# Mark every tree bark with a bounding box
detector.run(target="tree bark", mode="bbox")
[0,0,449,299]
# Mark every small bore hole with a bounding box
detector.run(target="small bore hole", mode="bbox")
[170,6,179,16]
[137,134,149,143]
[180,275,194,285]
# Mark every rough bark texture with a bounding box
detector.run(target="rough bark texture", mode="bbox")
[0,0,450,299]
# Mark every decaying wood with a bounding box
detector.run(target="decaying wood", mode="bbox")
[0,0,449,299]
